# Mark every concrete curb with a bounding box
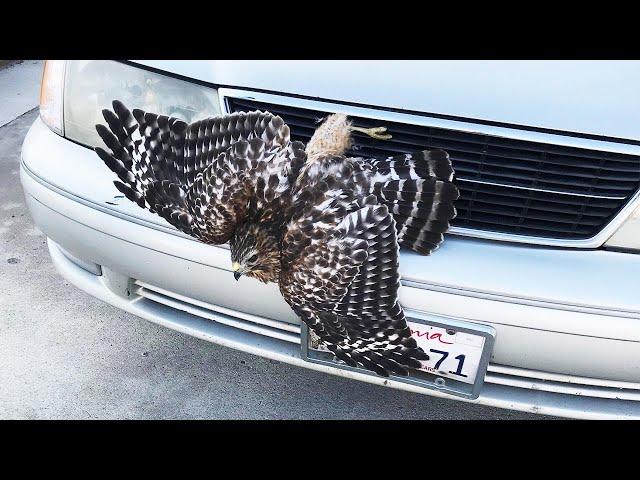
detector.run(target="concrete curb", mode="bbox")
[0,60,42,128]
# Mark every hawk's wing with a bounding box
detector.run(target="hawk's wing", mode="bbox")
[280,175,427,377]
[186,138,305,243]
[95,100,304,243]
[361,150,459,255]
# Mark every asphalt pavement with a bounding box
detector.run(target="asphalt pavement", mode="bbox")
[0,61,545,419]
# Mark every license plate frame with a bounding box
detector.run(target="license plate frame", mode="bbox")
[300,311,496,400]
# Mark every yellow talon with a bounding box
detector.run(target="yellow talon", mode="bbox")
[350,125,393,140]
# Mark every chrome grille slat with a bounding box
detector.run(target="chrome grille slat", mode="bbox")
[485,373,640,401]
[456,178,627,200]
[485,364,640,401]
[135,281,301,344]
[487,364,640,391]
[226,96,640,241]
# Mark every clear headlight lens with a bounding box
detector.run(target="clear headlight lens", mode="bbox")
[63,60,221,148]
[605,203,640,252]
[39,60,66,135]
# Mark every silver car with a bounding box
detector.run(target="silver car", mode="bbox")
[22,60,640,419]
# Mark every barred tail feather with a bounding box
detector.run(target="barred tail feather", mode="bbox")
[370,149,460,255]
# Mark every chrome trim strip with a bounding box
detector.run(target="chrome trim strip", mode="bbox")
[136,286,301,344]
[135,280,301,335]
[456,177,628,200]
[402,279,640,319]
[485,371,640,401]
[219,88,640,248]
[219,88,640,155]
[487,364,640,391]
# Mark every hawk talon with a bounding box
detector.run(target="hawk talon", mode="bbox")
[350,125,393,140]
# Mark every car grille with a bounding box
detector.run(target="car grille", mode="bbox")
[227,97,640,241]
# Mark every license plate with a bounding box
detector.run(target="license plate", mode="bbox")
[301,312,496,399]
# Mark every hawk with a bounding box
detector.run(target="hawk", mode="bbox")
[95,101,459,377]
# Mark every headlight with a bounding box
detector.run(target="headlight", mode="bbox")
[39,60,66,135]
[62,60,221,148]
[605,202,640,252]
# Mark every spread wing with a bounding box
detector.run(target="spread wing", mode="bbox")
[186,138,305,243]
[280,165,427,377]
[94,100,304,243]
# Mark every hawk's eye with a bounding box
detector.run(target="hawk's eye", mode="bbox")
[248,254,259,263]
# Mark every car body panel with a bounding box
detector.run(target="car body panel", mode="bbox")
[39,235,640,419]
[21,119,640,387]
[132,60,640,142]
[21,166,640,418]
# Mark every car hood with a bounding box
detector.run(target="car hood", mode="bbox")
[131,60,640,142]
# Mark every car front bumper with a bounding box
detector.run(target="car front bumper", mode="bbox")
[21,117,640,419]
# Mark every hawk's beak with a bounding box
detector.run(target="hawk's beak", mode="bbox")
[232,262,242,281]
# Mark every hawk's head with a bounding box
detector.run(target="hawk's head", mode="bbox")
[229,220,281,284]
